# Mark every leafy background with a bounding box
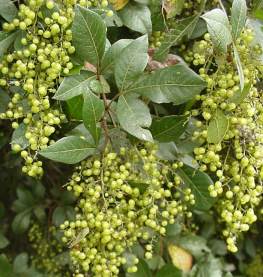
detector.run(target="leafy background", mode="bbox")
[0,0,262,277]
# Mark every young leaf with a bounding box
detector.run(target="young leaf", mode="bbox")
[207,109,229,144]
[177,165,214,211]
[54,71,95,100]
[231,0,247,41]
[126,64,206,104]
[82,91,104,144]
[201,9,232,53]
[116,94,153,142]
[150,115,189,142]
[154,15,199,61]
[0,31,18,57]
[233,44,244,90]
[39,136,95,164]
[118,2,152,34]
[115,35,148,91]
[0,0,18,22]
[72,5,107,67]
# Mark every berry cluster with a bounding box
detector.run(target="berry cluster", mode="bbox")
[0,0,113,178]
[186,29,263,252]
[149,31,165,49]
[28,223,70,276]
[60,144,194,276]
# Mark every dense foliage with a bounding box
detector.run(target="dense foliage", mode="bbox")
[0,0,262,276]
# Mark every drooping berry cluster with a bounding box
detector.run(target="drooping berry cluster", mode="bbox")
[0,0,114,178]
[60,143,195,276]
[28,223,71,276]
[185,29,263,252]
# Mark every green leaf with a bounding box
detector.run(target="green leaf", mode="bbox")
[126,259,151,277]
[66,95,83,120]
[72,5,106,67]
[12,210,31,234]
[150,0,166,32]
[146,255,165,271]
[229,83,251,105]
[13,253,28,273]
[101,39,133,73]
[150,115,188,142]
[245,237,256,258]
[0,256,13,277]
[190,18,207,39]
[158,142,191,162]
[233,44,244,90]
[33,206,46,222]
[0,232,9,249]
[156,264,182,277]
[54,71,96,100]
[166,223,182,237]
[39,136,95,164]
[177,165,214,211]
[52,207,67,226]
[173,234,209,259]
[207,109,229,144]
[119,2,152,34]
[67,123,94,143]
[11,123,29,149]
[82,91,104,144]
[115,35,148,91]
[154,15,199,61]
[209,239,227,256]
[0,0,18,22]
[231,0,247,41]
[126,64,206,104]
[0,88,10,113]
[117,95,153,141]
[201,9,232,53]
[32,182,45,199]
[16,187,35,207]
[190,255,222,277]
[0,31,18,57]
